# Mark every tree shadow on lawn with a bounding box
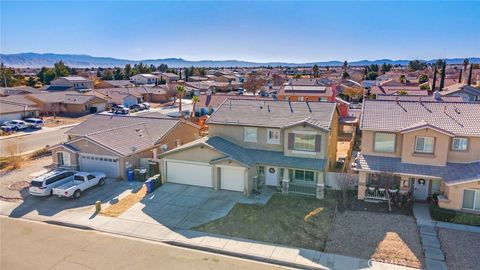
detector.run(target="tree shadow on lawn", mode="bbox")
[193,193,337,251]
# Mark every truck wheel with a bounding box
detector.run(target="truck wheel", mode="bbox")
[98,178,105,186]
[73,190,81,199]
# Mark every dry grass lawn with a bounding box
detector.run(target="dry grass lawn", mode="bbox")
[43,114,92,128]
[100,185,147,217]
[325,211,424,269]
[195,193,337,251]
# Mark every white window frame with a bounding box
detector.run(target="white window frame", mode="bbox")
[415,136,435,154]
[462,189,480,211]
[58,151,71,166]
[298,96,305,102]
[293,169,315,182]
[293,133,316,152]
[267,129,280,144]
[452,137,468,151]
[244,127,257,142]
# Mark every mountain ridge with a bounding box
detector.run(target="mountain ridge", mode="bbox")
[1,52,479,68]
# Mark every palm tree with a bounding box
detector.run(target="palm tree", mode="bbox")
[312,64,319,78]
[191,95,200,119]
[176,85,186,118]
[463,58,470,82]
[343,61,348,72]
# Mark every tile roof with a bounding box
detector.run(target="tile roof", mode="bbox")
[199,93,272,108]
[1,95,37,106]
[0,86,39,96]
[0,101,38,114]
[376,94,463,102]
[26,92,105,104]
[356,154,480,185]
[60,76,90,82]
[441,84,480,96]
[164,136,326,171]
[360,100,480,136]
[278,85,333,97]
[207,99,336,131]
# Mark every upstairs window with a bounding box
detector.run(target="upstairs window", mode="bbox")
[452,137,468,151]
[267,129,280,144]
[294,134,316,152]
[415,136,435,154]
[374,132,396,153]
[244,127,257,142]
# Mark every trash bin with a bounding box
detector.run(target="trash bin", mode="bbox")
[127,169,134,182]
[134,168,147,182]
[145,179,154,193]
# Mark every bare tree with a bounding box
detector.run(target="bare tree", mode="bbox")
[5,140,24,169]
[243,74,266,96]
[165,84,177,104]
[335,172,357,208]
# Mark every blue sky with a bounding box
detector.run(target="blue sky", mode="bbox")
[1,1,479,63]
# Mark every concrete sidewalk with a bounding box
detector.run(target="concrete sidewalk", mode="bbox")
[413,203,480,233]
[0,199,417,270]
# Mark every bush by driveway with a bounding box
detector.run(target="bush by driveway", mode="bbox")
[325,211,424,269]
[195,193,337,251]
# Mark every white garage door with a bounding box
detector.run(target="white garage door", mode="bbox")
[91,103,106,112]
[220,166,245,192]
[166,160,212,187]
[79,154,119,178]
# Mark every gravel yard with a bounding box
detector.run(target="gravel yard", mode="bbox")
[438,228,480,270]
[0,156,52,201]
[325,211,424,269]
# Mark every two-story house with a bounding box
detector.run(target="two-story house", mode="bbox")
[159,99,339,198]
[131,74,159,85]
[356,100,480,213]
[48,76,93,91]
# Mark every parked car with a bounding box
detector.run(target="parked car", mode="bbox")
[112,105,129,114]
[2,120,28,130]
[52,172,106,199]
[141,102,150,109]
[29,170,76,196]
[236,88,244,95]
[1,125,14,133]
[24,118,44,129]
[129,104,144,111]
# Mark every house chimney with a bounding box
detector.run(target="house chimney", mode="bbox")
[434,90,441,101]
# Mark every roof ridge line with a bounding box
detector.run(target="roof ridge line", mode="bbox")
[86,122,146,136]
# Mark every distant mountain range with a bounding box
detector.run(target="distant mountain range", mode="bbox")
[1,53,479,68]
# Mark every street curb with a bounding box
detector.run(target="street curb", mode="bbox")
[44,220,94,231]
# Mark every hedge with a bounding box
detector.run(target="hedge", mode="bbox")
[430,205,480,226]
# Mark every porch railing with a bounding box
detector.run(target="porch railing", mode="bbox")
[289,182,317,196]
[365,187,390,201]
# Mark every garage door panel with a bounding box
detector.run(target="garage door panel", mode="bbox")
[166,161,212,187]
[79,155,119,178]
[220,167,245,192]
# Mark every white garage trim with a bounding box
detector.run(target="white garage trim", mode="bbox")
[165,159,213,188]
[79,153,120,178]
[219,165,246,192]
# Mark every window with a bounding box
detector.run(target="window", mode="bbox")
[374,133,396,153]
[257,166,265,176]
[294,134,316,152]
[452,138,468,151]
[462,189,480,211]
[267,129,280,144]
[415,136,435,154]
[87,175,96,180]
[244,127,257,142]
[57,152,70,166]
[298,97,305,102]
[294,170,315,182]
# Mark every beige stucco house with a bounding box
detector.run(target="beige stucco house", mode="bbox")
[356,100,480,213]
[50,114,200,179]
[159,99,339,198]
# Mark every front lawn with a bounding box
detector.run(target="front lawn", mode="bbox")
[194,193,336,251]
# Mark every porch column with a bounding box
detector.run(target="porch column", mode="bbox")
[212,165,219,191]
[316,172,325,199]
[358,171,367,200]
[281,178,289,194]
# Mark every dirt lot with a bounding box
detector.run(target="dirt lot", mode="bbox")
[195,193,337,251]
[325,211,424,269]
[438,228,480,270]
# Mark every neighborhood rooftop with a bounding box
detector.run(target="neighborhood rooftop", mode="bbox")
[360,100,480,136]
[206,99,337,130]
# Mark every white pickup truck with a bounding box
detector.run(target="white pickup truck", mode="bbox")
[52,172,106,199]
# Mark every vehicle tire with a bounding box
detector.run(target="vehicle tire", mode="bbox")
[73,190,81,199]
[98,178,105,186]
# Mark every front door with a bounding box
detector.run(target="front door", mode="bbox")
[414,178,429,200]
[266,167,278,186]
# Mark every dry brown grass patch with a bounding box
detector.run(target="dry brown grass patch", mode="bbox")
[100,185,147,217]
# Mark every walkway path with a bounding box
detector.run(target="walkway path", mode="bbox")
[0,197,417,270]
[412,203,480,270]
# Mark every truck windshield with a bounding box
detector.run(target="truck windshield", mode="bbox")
[73,175,85,181]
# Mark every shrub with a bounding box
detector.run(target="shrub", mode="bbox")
[30,147,51,159]
[430,205,480,226]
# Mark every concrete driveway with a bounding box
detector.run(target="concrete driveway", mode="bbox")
[7,179,143,219]
[119,183,273,229]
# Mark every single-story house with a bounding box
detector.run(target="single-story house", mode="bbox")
[51,114,201,179]
[0,100,40,122]
[26,91,107,115]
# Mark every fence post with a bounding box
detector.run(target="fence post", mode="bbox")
[282,178,289,194]
[316,183,325,199]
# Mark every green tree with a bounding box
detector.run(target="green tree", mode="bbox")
[399,90,408,95]
[312,64,319,78]
[439,60,446,90]
[0,63,17,87]
[381,63,392,74]
[432,64,437,91]
[418,74,428,84]
[37,67,56,84]
[176,85,186,118]
[26,76,37,87]
[341,71,350,80]
[408,60,427,71]
[124,64,133,79]
[113,67,124,80]
[53,61,70,77]
[102,69,114,80]
[365,71,378,80]
[369,64,379,72]
[467,64,473,85]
